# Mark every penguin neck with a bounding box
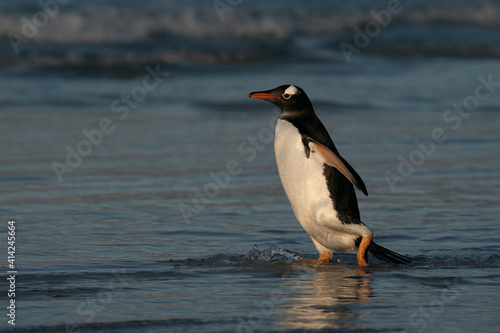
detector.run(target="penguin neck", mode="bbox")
[279,109,337,152]
[279,107,316,122]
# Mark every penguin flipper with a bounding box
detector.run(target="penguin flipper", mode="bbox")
[307,137,368,196]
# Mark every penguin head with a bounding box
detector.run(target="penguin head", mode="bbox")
[249,85,313,113]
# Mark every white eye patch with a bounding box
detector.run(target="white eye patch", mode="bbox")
[284,85,299,96]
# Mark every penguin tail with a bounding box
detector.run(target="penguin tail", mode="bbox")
[368,241,412,265]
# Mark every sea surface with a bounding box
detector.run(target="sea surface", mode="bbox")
[1,0,500,332]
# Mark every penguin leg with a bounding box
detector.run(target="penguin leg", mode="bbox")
[297,237,332,265]
[316,253,332,264]
[357,234,373,266]
[298,253,331,265]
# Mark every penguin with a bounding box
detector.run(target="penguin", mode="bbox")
[249,84,411,266]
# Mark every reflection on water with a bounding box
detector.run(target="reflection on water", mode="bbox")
[277,265,373,331]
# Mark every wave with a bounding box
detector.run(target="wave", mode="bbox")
[1,0,500,42]
[1,0,500,73]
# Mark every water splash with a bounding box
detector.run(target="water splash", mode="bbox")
[244,244,305,262]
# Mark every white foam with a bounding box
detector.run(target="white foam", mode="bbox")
[1,2,498,43]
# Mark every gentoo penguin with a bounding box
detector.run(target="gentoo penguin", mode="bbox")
[249,84,411,266]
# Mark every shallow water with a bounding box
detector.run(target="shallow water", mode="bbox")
[1,1,500,332]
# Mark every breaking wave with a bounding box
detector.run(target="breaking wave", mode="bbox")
[1,0,500,74]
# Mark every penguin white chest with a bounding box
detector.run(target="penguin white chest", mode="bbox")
[274,119,338,229]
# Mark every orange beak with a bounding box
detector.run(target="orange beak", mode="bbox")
[249,92,281,99]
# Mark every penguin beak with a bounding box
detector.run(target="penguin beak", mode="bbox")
[249,91,281,100]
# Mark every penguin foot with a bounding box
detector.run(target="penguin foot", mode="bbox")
[296,253,331,265]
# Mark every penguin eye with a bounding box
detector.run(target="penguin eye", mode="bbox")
[282,93,291,99]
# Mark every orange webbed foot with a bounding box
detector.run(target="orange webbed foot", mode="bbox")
[296,253,331,265]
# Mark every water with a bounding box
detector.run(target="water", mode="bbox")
[1,0,500,332]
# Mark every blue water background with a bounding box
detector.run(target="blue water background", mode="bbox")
[0,0,500,332]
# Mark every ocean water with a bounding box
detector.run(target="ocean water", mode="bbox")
[1,0,500,332]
